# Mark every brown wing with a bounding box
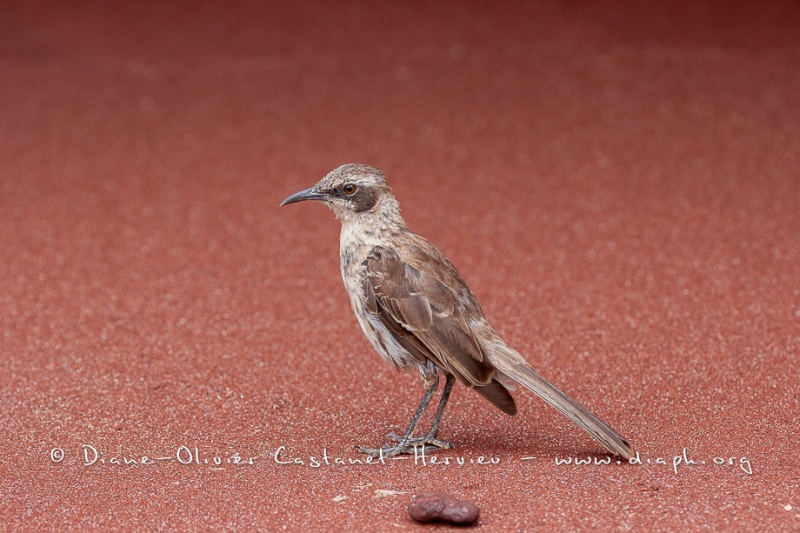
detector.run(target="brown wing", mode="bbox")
[362,245,516,415]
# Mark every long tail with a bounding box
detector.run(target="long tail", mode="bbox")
[491,346,635,460]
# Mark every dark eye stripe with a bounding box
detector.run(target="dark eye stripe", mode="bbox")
[352,187,378,212]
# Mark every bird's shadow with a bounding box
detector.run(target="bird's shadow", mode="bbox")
[443,423,621,460]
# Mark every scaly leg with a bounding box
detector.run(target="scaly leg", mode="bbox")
[356,373,456,458]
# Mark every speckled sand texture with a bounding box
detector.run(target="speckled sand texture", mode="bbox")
[2,1,799,530]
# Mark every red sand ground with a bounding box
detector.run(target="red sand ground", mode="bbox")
[2,1,798,530]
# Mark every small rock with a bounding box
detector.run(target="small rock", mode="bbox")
[374,489,406,499]
[407,492,480,525]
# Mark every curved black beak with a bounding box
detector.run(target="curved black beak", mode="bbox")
[280,187,329,206]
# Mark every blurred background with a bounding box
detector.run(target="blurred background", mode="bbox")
[1,1,798,530]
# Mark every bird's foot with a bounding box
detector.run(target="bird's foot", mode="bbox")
[385,432,455,450]
[355,434,454,458]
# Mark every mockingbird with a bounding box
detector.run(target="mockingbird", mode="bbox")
[281,164,635,460]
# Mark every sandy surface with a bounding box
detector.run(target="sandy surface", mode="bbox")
[2,1,799,530]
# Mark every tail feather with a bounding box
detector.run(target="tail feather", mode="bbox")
[492,350,635,460]
[472,378,517,416]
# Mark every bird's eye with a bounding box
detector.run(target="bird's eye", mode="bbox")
[343,183,357,195]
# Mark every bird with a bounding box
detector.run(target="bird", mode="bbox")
[280,163,635,460]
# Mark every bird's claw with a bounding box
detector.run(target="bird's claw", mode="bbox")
[356,436,454,458]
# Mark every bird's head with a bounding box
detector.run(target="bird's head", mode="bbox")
[280,164,402,223]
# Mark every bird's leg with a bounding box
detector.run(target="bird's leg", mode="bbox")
[356,373,456,458]
[421,373,455,441]
[384,361,440,441]
[389,371,439,442]
[386,373,455,448]
[355,373,438,458]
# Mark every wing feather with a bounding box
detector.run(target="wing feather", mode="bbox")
[362,245,517,415]
[363,246,490,386]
